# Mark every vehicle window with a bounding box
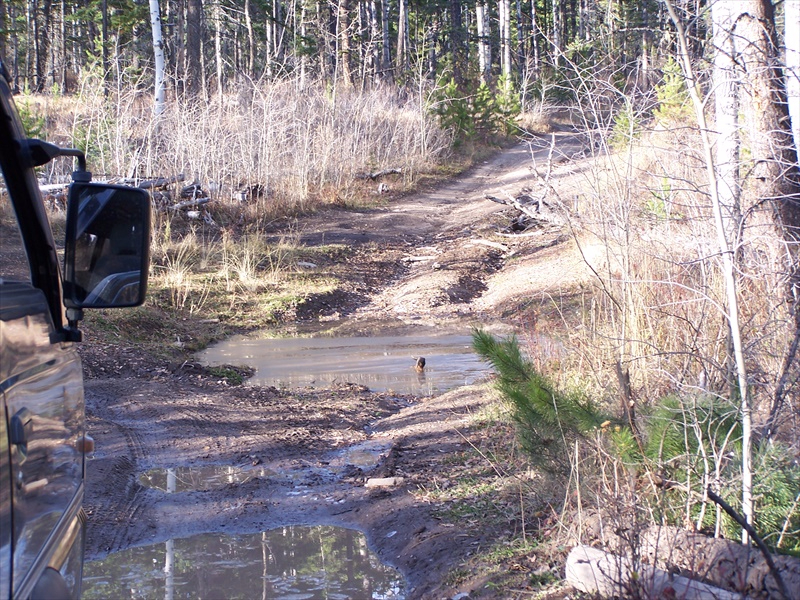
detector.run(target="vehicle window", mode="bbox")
[0,174,31,284]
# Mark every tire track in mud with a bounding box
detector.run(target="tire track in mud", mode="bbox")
[83,138,589,596]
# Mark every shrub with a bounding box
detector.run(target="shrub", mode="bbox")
[472,328,608,474]
[653,57,692,126]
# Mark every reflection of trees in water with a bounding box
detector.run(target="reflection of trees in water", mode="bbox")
[83,526,404,599]
[142,465,259,493]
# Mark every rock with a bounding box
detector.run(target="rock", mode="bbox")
[365,477,405,488]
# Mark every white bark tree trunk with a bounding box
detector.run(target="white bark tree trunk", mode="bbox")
[552,0,562,67]
[396,0,408,74]
[476,2,490,84]
[711,0,744,246]
[148,0,166,116]
[244,0,254,77]
[500,0,512,85]
[666,0,753,545]
[787,0,800,156]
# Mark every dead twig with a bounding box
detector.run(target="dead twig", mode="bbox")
[706,486,790,600]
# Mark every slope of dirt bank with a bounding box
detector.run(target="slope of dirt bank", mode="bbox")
[82,134,596,599]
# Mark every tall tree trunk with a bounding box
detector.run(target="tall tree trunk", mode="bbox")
[530,0,539,73]
[734,1,800,247]
[578,0,588,40]
[337,0,353,86]
[552,0,563,67]
[515,0,524,80]
[476,2,490,84]
[274,0,285,67]
[711,0,743,247]
[500,0,512,86]
[449,0,465,85]
[368,0,380,81]
[298,0,307,85]
[732,0,800,438]
[174,0,185,95]
[149,0,166,116]
[213,0,223,99]
[244,0,255,77]
[787,0,800,155]
[266,1,274,79]
[59,0,67,91]
[186,0,203,98]
[666,0,755,547]
[101,0,108,88]
[25,0,33,91]
[396,0,408,75]
[426,15,439,81]
[381,0,390,79]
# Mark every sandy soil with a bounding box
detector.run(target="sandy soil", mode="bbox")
[81,132,597,599]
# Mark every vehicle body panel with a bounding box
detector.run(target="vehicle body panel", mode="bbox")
[0,283,85,599]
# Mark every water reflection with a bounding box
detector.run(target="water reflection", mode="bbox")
[83,526,405,599]
[139,465,277,492]
[199,333,486,394]
[140,441,394,493]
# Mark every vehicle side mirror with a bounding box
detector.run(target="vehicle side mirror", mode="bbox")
[63,182,151,309]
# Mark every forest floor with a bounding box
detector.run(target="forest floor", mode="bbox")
[80,130,600,599]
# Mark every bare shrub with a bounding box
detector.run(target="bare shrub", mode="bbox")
[525,53,800,570]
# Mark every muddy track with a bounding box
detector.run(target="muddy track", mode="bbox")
[83,134,589,599]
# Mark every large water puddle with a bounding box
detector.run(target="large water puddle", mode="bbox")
[199,332,486,394]
[83,526,405,599]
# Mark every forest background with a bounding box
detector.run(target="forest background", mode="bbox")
[4,0,800,596]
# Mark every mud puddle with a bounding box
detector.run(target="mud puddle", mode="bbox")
[140,440,395,493]
[82,526,405,599]
[199,331,486,394]
[139,465,276,492]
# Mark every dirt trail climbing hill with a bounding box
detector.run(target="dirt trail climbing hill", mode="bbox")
[83,133,596,599]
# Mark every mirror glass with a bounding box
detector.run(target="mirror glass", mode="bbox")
[64,182,150,308]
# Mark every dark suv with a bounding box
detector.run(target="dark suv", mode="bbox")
[0,61,150,599]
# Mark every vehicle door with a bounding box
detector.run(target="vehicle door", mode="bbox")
[1,146,85,600]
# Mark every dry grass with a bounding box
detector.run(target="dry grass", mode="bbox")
[27,74,451,215]
[20,73,455,343]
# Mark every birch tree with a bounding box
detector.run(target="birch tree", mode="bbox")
[149,0,166,116]
[476,2,491,84]
[500,0,512,85]
[711,0,743,250]
[396,0,409,75]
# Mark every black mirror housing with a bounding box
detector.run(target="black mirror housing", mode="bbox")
[63,182,151,309]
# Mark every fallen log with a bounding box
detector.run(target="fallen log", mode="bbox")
[356,167,402,180]
[582,516,800,599]
[485,192,567,226]
[39,183,69,193]
[467,239,510,252]
[137,174,185,189]
[566,545,743,599]
[167,197,212,211]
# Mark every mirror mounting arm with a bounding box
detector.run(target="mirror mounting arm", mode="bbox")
[21,138,88,174]
[61,308,84,343]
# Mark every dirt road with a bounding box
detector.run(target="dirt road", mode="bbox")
[83,132,592,599]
